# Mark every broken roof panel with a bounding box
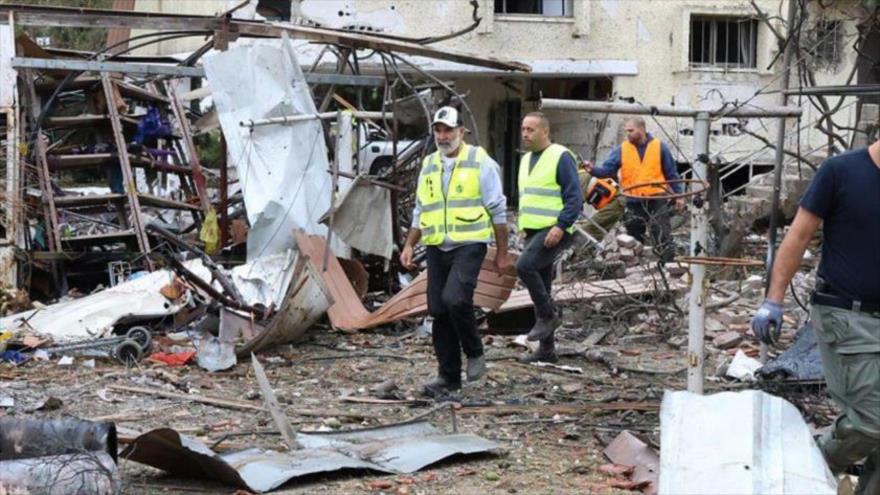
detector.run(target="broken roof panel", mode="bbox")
[658,390,837,495]
[122,421,497,493]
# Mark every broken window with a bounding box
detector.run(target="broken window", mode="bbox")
[809,20,843,71]
[257,0,291,21]
[689,16,758,69]
[494,0,573,17]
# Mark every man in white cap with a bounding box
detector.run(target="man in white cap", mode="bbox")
[400,106,511,397]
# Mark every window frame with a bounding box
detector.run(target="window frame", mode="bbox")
[494,0,574,18]
[688,15,759,70]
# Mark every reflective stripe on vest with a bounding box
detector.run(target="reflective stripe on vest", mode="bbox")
[620,139,667,197]
[415,144,492,246]
[517,143,574,233]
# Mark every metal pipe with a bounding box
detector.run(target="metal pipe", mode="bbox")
[540,98,802,118]
[687,112,711,395]
[763,0,799,364]
[240,110,391,128]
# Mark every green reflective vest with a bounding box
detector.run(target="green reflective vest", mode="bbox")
[416,144,493,246]
[518,143,575,233]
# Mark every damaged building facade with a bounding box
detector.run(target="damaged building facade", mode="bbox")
[131,0,877,197]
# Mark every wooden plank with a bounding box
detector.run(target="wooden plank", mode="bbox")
[60,230,136,248]
[47,152,151,171]
[0,5,529,72]
[34,76,101,94]
[44,113,138,129]
[496,276,688,313]
[107,384,381,418]
[54,193,125,207]
[251,354,299,450]
[166,82,210,213]
[236,21,530,72]
[108,384,265,412]
[458,401,660,416]
[101,73,150,254]
[24,70,61,252]
[138,193,200,211]
[116,80,168,103]
[1,4,219,31]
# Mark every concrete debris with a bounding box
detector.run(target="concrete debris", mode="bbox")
[713,331,744,350]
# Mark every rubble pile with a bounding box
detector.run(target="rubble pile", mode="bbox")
[0,3,853,494]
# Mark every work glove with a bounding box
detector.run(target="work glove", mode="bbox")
[751,299,783,345]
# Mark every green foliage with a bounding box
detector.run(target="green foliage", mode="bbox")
[3,0,114,51]
[194,130,222,170]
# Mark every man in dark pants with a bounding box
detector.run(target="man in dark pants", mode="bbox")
[751,135,880,495]
[515,112,583,363]
[400,106,511,397]
[584,117,684,261]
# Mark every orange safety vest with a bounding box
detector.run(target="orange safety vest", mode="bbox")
[619,139,667,197]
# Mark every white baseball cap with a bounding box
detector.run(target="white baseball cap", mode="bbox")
[432,106,461,128]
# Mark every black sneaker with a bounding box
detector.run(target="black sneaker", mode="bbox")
[422,377,461,398]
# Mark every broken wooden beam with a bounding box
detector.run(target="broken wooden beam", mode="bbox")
[107,384,381,419]
[457,402,659,416]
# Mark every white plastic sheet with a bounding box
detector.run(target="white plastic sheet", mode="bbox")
[0,262,211,341]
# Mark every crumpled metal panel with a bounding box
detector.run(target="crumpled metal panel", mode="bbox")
[658,390,837,495]
[122,421,497,493]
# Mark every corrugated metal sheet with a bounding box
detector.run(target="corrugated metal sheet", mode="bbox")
[658,390,837,495]
[123,421,497,493]
[295,231,517,331]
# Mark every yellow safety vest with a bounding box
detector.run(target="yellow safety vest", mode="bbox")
[518,143,575,233]
[416,144,492,246]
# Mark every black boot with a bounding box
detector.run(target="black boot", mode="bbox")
[526,314,561,342]
[422,376,461,398]
[519,337,558,363]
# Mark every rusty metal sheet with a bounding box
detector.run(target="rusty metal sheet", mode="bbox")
[603,430,660,495]
[294,231,516,331]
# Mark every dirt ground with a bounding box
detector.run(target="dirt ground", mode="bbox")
[0,287,837,495]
